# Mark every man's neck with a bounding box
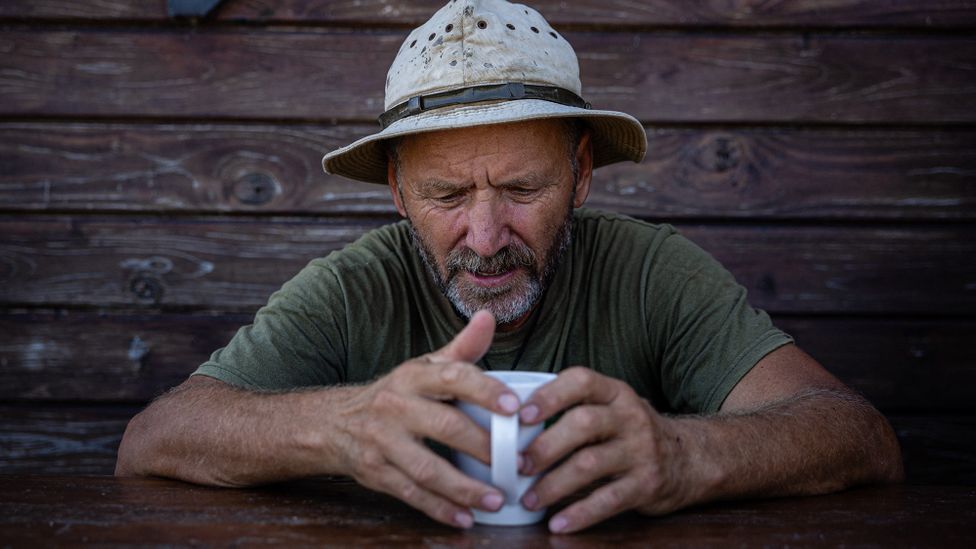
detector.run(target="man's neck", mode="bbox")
[494,305,538,333]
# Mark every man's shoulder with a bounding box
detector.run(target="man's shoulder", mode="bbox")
[575,207,675,233]
[572,208,720,277]
[573,208,679,250]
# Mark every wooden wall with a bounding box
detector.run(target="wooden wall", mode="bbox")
[1,1,975,484]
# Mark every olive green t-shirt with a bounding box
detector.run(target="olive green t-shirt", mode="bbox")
[194,208,792,414]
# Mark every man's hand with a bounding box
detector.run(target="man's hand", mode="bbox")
[516,345,903,534]
[330,310,521,528]
[515,367,694,534]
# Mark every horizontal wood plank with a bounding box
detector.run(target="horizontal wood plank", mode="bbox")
[774,317,976,412]
[1,404,972,483]
[1,311,973,411]
[0,311,249,401]
[0,404,133,475]
[0,0,164,21]
[219,0,976,28]
[2,122,975,220]
[0,215,386,310]
[2,216,974,314]
[891,415,976,485]
[2,30,975,123]
[3,1,976,28]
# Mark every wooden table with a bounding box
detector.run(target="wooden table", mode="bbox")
[1,476,973,547]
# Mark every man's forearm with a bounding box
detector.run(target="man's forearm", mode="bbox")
[115,376,363,487]
[671,388,904,507]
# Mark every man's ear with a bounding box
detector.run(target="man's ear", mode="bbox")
[573,128,594,208]
[387,154,408,218]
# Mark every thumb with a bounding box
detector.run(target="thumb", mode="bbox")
[436,310,495,364]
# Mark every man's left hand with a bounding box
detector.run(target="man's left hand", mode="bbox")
[517,367,704,534]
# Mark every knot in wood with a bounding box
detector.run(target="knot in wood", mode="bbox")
[129,275,164,304]
[701,136,741,173]
[233,172,279,205]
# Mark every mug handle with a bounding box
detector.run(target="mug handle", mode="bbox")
[490,412,519,504]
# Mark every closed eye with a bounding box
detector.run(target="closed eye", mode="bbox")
[506,186,544,200]
[431,191,465,205]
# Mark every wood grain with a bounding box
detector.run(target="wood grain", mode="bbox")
[775,317,976,413]
[3,477,974,546]
[2,216,974,314]
[1,311,973,411]
[3,122,975,220]
[0,311,250,401]
[687,224,976,315]
[0,404,133,475]
[219,0,976,28]
[0,0,165,21]
[891,415,976,485]
[3,0,976,28]
[0,122,378,214]
[0,215,387,310]
[2,30,975,123]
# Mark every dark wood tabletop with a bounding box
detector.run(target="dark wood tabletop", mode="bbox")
[1,476,974,547]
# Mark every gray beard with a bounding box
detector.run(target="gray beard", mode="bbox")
[407,209,574,325]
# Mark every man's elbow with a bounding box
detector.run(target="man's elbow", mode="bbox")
[873,411,906,484]
[823,390,905,488]
[114,408,153,477]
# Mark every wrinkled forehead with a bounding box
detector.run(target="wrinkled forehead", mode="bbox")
[397,119,571,157]
[394,120,571,179]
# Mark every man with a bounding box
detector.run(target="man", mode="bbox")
[116,0,903,534]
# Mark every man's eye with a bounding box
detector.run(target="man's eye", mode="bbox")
[433,193,464,204]
[509,187,538,197]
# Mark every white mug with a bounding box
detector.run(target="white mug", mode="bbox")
[455,371,557,526]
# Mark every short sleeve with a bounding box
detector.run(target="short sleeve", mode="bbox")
[192,259,347,390]
[647,233,793,414]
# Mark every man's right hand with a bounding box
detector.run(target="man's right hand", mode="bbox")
[329,310,519,528]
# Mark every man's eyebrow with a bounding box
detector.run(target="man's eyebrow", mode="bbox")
[414,179,467,195]
[496,173,555,189]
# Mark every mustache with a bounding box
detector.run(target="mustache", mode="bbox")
[445,242,536,278]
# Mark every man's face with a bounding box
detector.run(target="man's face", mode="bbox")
[388,119,592,330]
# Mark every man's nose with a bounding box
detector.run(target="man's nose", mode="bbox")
[464,194,510,257]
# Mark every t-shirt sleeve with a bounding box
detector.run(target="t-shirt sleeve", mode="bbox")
[647,232,793,414]
[192,259,347,390]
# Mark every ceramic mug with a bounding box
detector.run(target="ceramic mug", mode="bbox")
[455,371,557,526]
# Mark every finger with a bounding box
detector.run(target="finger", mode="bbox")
[546,476,639,534]
[434,309,495,364]
[405,360,520,416]
[383,436,505,514]
[402,396,492,464]
[368,461,477,529]
[521,404,617,475]
[522,440,627,511]
[519,367,621,425]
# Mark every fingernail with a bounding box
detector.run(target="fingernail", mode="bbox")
[520,404,539,423]
[521,455,534,475]
[522,490,538,510]
[455,511,474,528]
[549,515,568,533]
[482,492,504,511]
[498,393,519,414]
[517,453,524,471]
